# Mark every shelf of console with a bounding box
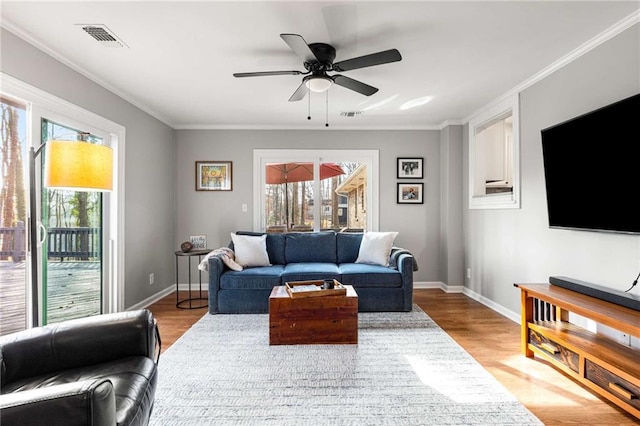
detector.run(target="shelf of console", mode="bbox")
[515,283,640,420]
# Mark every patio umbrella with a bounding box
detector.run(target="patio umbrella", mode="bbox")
[265,162,345,228]
[265,162,345,185]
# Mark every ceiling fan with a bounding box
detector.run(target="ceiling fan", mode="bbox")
[233,33,402,101]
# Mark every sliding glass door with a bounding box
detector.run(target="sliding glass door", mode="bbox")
[1,74,123,330]
[40,119,105,324]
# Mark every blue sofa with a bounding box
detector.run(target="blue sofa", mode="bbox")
[207,231,415,314]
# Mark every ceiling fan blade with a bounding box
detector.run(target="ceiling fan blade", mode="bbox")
[333,49,402,72]
[288,82,309,102]
[332,75,378,96]
[233,70,304,78]
[280,33,319,63]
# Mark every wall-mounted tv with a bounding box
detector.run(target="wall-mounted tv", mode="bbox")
[541,93,640,235]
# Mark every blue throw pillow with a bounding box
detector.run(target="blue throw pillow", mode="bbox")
[337,232,363,263]
[285,232,337,264]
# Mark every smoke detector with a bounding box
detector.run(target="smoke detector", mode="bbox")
[77,24,127,48]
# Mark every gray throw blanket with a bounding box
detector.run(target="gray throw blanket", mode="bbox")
[390,247,419,271]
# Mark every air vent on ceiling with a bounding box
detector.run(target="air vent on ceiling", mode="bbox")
[78,24,127,48]
[340,111,363,117]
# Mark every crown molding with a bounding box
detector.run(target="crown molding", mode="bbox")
[173,124,442,131]
[1,19,176,129]
[462,11,640,125]
[438,119,464,130]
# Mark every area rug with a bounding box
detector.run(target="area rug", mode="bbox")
[150,306,542,425]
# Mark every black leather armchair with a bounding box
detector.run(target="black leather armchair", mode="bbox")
[0,309,160,426]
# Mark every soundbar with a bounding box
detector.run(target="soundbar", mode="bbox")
[549,276,640,312]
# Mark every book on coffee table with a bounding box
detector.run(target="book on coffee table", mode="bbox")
[285,280,347,298]
[289,285,321,293]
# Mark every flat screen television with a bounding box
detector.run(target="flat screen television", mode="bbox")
[541,93,640,235]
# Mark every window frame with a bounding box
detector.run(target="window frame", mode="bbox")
[253,149,379,232]
[468,94,521,210]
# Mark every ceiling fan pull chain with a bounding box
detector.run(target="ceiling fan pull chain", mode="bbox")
[307,91,311,121]
[325,90,329,127]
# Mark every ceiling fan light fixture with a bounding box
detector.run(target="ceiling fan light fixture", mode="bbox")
[305,75,333,93]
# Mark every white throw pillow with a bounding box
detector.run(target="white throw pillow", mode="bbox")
[355,231,399,266]
[231,233,271,267]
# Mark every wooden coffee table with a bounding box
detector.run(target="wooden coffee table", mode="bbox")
[269,284,358,345]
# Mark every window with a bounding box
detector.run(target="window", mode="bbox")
[254,150,379,232]
[0,96,28,334]
[468,94,520,209]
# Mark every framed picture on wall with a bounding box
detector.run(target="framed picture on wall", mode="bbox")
[196,161,232,191]
[397,183,424,204]
[397,157,424,179]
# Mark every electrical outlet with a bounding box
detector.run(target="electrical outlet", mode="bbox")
[149,273,154,285]
[242,203,248,212]
[466,268,471,279]
[620,332,631,347]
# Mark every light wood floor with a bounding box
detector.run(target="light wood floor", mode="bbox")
[147,289,638,425]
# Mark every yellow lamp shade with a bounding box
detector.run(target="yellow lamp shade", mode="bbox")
[44,140,113,191]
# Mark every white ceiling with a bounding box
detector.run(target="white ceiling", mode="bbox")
[1,1,638,130]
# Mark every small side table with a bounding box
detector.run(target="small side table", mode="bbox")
[174,249,211,309]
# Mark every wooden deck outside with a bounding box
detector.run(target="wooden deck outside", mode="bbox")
[0,260,101,336]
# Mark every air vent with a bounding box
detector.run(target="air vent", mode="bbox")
[78,24,127,48]
[340,111,363,117]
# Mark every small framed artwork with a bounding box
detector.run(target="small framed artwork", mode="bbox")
[189,235,207,249]
[397,183,424,204]
[397,157,424,179]
[196,161,232,191]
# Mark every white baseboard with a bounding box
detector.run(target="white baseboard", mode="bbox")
[129,283,209,311]
[441,284,464,293]
[128,285,174,311]
[413,281,441,289]
[462,287,521,324]
[414,281,464,293]
[175,283,208,292]
[415,282,520,324]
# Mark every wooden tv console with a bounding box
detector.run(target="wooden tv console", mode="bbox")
[515,283,640,419]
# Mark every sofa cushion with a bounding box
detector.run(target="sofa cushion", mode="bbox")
[233,232,286,265]
[339,263,402,287]
[231,233,271,267]
[219,265,284,290]
[285,232,336,264]
[355,231,398,266]
[337,232,363,263]
[265,233,286,265]
[281,263,340,282]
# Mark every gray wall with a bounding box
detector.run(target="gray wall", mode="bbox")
[463,24,640,317]
[440,125,464,288]
[1,28,177,308]
[175,129,440,284]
